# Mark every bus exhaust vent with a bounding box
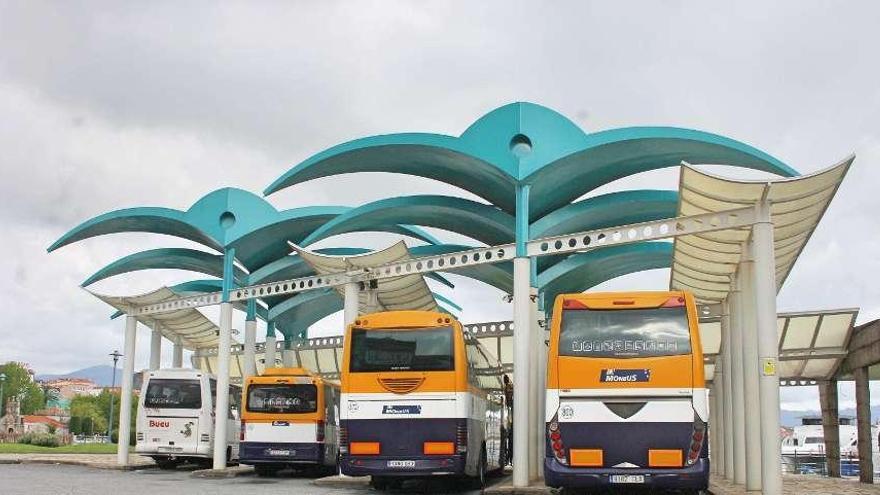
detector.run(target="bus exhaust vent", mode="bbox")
[603,402,646,419]
[378,377,425,394]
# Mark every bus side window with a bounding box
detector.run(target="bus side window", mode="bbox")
[210,379,217,415]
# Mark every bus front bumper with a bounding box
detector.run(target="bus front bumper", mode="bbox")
[341,454,465,477]
[544,457,709,489]
[239,442,323,464]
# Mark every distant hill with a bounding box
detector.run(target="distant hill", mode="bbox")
[37,365,120,387]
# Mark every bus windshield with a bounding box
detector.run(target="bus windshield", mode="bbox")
[559,306,692,358]
[246,384,318,414]
[350,327,454,372]
[144,379,202,409]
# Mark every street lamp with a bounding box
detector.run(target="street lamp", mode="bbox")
[107,351,122,443]
[0,372,6,419]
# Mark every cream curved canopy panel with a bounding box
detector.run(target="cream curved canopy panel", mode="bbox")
[671,155,853,305]
[89,287,231,351]
[289,240,439,313]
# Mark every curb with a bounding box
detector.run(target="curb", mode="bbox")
[0,459,22,465]
[312,475,371,488]
[191,465,254,479]
[18,459,153,471]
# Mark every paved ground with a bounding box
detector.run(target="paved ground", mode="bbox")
[0,453,155,469]
[0,463,488,495]
[710,474,880,494]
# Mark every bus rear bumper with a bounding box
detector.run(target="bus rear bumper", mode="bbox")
[341,455,465,477]
[239,442,323,464]
[544,457,709,489]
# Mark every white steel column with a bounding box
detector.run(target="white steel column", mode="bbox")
[264,334,277,369]
[212,302,233,469]
[714,358,726,476]
[528,287,539,481]
[753,199,782,495]
[344,282,359,326]
[709,384,718,475]
[729,275,746,484]
[243,319,257,378]
[172,336,183,368]
[117,315,137,466]
[741,255,762,492]
[536,307,547,480]
[512,257,531,487]
[282,341,294,367]
[149,324,162,370]
[721,302,734,480]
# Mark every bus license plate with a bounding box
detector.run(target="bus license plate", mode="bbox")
[610,474,645,484]
[267,449,292,456]
[387,460,415,468]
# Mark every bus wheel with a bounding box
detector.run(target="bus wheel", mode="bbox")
[254,465,280,477]
[154,457,180,470]
[470,446,487,489]
[370,476,391,490]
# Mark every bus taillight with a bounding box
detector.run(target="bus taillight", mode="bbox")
[240,421,246,441]
[548,414,568,465]
[456,421,468,453]
[339,424,349,454]
[687,413,706,465]
[316,420,325,442]
[662,296,686,308]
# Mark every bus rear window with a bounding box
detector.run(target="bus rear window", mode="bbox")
[144,379,202,409]
[559,306,692,358]
[246,384,317,414]
[349,327,454,372]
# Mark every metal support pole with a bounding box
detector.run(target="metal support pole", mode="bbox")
[536,307,547,480]
[729,275,747,484]
[172,336,183,368]
[212,248,235,470]
[243,300,257,379]
[344,282,359,327]
[212,301,233,469]
[528,285,539,481]
[819,380,840,477]
[741,252,762,492]
[709,384,718,475]
[149,323,162,371]
[721,301,734,480]
[282,338,294,367]
[264,321,277,369]
[854,367,873,483]
[752,199,782,494]
[512,183,531,487]
[714,359,726,476]
[117,315,137,466]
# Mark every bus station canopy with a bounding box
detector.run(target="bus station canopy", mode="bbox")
[290,240,440,313]
[89,287,227,351]
[670,156,853,304]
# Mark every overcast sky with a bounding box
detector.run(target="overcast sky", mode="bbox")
[2,1,879,412]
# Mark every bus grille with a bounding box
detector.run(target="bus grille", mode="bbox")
[378,377,425,394]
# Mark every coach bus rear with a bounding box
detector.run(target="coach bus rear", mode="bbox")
[544,291,709,492]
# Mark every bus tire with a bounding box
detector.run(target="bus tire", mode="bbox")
[470,445,487,489]
[370,476,391,490]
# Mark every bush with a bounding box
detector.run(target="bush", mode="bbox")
[17,432,61,447]
[110,429,136,446]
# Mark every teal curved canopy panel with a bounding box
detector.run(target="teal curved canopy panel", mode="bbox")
[81,248,248,287]
[266,102,797,219]
[531,190,679,238]
[269,289,342,339]
[301,195,514,247]
[538,242,674,312]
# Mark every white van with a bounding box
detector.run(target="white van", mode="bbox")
[136,369,241,469]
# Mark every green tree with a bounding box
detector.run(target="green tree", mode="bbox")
[0,362,45,415]
[68,416,82,434]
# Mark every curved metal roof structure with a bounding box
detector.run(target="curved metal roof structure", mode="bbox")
[670,156,853,303]
[266,102,797,218]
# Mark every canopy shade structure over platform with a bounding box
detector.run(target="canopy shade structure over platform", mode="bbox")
[700,308,858,381]
[290,240,440,313]
[89,287,227,351]
[670,156,853,304]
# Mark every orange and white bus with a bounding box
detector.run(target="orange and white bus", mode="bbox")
[544,291,709,492]
[340,311,509,489]
[239,368,339,476]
